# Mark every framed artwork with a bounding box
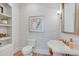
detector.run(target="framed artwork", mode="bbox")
[0,6,3,13]
[29,16,44,32]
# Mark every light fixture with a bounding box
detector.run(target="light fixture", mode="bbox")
[57,10,61,15]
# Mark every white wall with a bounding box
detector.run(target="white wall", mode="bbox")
[10,3,79,55]
[19,3,60,50]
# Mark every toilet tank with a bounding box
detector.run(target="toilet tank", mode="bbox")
[27,39,36,47]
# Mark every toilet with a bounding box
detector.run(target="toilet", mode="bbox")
[22,39,36,56]
[22,45,32,56]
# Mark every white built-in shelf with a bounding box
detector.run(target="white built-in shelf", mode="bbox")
[0,37,11,41]
[0,3,12,47]
[0,24,12,27]
[0,13,12,19]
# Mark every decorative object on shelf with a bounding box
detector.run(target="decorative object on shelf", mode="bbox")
[1,19,8,24]
[0,13,11,19]
[0,19,2,23]
[0,14,8,24]
[0,33,8,38]
[0,43,2,45]
[29,16,44,32]
[0,6,3,13]
[0,19,8,24]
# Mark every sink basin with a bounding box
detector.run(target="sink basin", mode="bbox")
[48,40,79,56]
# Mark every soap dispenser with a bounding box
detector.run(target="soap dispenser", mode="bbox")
[68,38,75,49]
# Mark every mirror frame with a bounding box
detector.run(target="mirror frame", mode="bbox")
[61,3,76,34]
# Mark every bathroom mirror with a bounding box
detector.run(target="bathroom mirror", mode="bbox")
[61,3,76,34]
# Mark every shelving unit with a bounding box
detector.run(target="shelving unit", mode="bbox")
[0,37,11,41]
[0,3,12,46]
[0,13,11,19]
[0,24,12,27]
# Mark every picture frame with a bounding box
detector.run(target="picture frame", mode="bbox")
[28,16,44,32]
